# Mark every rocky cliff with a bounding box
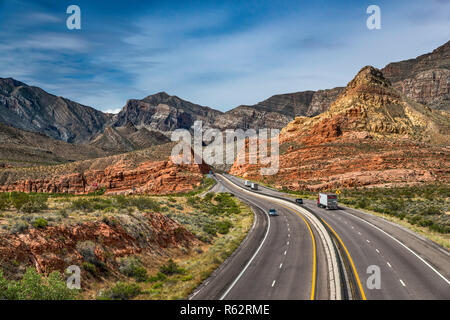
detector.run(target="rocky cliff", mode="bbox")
[230,66,450,191]
[0,211,196,275]
[382,40,449,112]
[0,122,111,167]
[0,143,210,195]
[0,78,111,143]
[89,122,170,153]
[112,92,223,132]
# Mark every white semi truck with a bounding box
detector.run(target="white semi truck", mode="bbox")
[317,193,338,210]
[244,180,251,187]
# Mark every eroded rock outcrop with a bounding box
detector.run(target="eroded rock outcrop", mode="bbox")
[230,66,450,191]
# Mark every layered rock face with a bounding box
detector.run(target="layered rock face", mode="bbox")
[0,78,111,143]
[0,143,210,195]
[88,122,170,153]
[0,123,111,166]
[382,40,450,112]
[112,92,223,132]
[0,211,196,274]
[230,66,450,191]
[215,88,344,130]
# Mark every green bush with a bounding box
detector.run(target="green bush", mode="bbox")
[159,259,185,276]
[20,198,48,213]
[119,257,148,282]
[71,199,94,212]
[0,268,77,300]
[128,197,161,211]
[99,282,141,300]
[148,272,167,282]
[11,193,30,211]
[82,262,97,275]
[31,218,48,229]
[217,220,233,234]
[10,222,29,234]
[0,197,10,210]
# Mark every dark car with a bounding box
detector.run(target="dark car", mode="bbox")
[268,209,278,216]
[295,198,303,204]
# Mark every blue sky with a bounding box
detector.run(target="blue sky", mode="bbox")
[0,0,449,113]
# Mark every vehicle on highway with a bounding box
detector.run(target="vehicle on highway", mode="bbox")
[251,183,259,190]
[244,180,251,187]
[268,209,278,216]
[317,193,338,210]
[295,198,303,204]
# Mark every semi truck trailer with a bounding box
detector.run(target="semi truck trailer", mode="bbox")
[317,193,338,210]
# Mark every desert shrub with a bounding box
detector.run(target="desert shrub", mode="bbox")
[168,197,177,203]
[20,198,48,213]
[99,282,141,300]
[119,257,148,282]
[0,197,10,210]
[217,220,233,234]
[204,193,214,201]
[148,272,167,283]
[0,268,77,300]
[57,209,68,218]
[159,259,185,276]
[11,193,30,210]
[82,262,97,275]
[10,221,29,234]
[31,218,48,229]
[128,197,161,211]
[76,241,97,264]
[71,199,94,212]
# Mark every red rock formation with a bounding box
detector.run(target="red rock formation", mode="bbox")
[0,212,197,274]
[230,66,450,191]
[0,143,210,195]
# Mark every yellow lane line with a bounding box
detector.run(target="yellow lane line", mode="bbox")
[273,202,317,300]
[320,218,367,300]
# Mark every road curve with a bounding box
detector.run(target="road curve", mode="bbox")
[225,174,450,300]
[190,174,330,300]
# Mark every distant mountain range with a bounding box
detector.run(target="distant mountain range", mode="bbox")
[0,41,448,165]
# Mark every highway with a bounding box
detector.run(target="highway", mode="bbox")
[221,174,450,300]
[190,174,333,300]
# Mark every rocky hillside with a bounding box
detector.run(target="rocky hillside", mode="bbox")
[0,142,210,195]
[112,92,223,132]
[0,123,111,167]
[89,122,170,153]
[230,66,450,191]
[215,88,344,130]
[0,78,111,143]
[382,40,449,112]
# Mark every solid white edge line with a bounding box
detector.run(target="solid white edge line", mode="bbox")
[222,174,341,300]
[339,209,450,285]
[219,197,271,300]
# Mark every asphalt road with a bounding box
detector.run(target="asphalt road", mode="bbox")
[190,174,330,300]
[224,174,450,300]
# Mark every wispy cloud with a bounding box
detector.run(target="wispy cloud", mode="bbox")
[0,0,448,112]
